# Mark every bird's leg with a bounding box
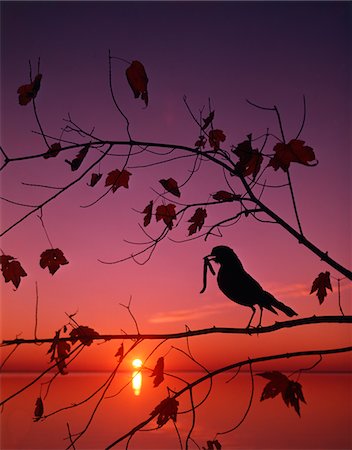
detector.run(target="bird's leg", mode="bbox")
[246,306,256,329]
[257,306,263,328]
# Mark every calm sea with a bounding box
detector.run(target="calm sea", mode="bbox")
[1,372,351,449]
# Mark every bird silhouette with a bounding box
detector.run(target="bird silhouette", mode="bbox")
[201,245,297,327]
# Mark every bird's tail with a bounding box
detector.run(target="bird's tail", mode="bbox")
[271,299,297,317]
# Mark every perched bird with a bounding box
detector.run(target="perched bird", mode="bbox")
[202,245,297,327]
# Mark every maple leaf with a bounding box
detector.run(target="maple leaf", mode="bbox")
[105,169,131,193]
[155,204,176,230]
[188,208,207,236]
[0,254,27,289]
[268,139,316,172]
[202,440,222,450]
[201,111,215,130]
[126,60,149,107]
[87,173,102,187]
[159,178,181,197]
[43,143,61,159]
[150,397,179,427]
[212,190,240,202]
[39,248,69,275]
[310,271,332,304]
[195,135,207,148]
[150,357,164,387]
[115,343,124,363]
[69,325,100,346]
[209,129,226,150]
[233,137,263,178]
[33,397,44,422]
[17,74,42,105]
[258,371,306,417]
[282,380,306,417]
[65,144,90,171]
[143,201,153,227]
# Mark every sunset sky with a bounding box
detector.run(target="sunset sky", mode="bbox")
[1,1,351,373]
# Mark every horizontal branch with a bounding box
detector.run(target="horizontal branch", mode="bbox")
[106,344,352,448]
[2,315,352,346]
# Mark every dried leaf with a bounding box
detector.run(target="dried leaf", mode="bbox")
[202,440,222,450]
[209,129,226,150]
[47,330,70,375]
[150,357,164,387]
[43,143,61,159]
[155,204,176,230]
[310,271,332,304]
[115,343,124,363]
[143,201,153,227]
[233,137,263,177]
[126,60,149,106]
[195,136,207,148]
[150,396,179,427]
[159,178,181,197]
[17,74,42,105]
[65,144,90,171]
[0,254,27,289]
[268,139,316,172]
[39,248,69,275]
[188,208,207,235]
[201,111,215,130]
[105,169,131,193]
[87,173,102,187]
[212,190,240,202]
[33,397,44,422]
[69,325,100,346]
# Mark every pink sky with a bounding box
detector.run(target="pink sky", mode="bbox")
[1,2,351,373]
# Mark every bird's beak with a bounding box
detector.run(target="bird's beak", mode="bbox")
[205,254,216,261]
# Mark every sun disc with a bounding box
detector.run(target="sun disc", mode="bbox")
[132,358,143,368]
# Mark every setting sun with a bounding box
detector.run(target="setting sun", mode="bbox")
[132,359,143,369]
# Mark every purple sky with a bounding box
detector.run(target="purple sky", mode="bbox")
[1,1,351,371]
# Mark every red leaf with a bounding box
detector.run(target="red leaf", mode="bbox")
[212,190,240,202]
[150,357,164,387]
[310,271,332,304]
[17,74,42,106]
[233,137,263,177]
[159,178,181,197]
[188,208,207,236]
[126,60,149,106]
[0,254,27,288]
[268,139,316,172]
[143,201,153,227]
[209,129,226,150]
[39,248,69,275]
[115,343,124,363]
[155,204,176,230]
[88,173,102,187]
[201,111,215,130]
[105,169,131,193]
[43,143,61,159]
[195,136,207,148]
[65,144,90,171]
[150,396,179,427]
[69,325,100,346]
[33,397,44,422]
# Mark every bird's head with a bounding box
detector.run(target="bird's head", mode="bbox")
[207,245,243,268]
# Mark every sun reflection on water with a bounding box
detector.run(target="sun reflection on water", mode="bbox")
[132,359,143,396]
